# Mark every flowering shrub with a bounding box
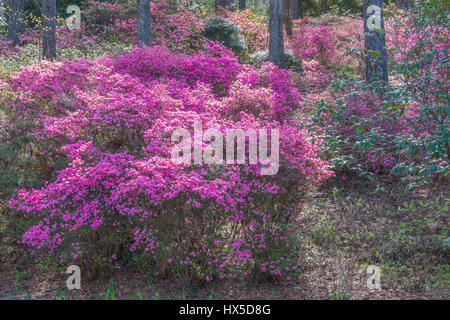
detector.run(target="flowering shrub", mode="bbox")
[1,0,205,66]
[312,2,449,187]
[289,16,365,90]
[291,24,336,67]
[314,86,407,180]
[290,19,342,90]
[204,16,246,58]
[387,1,449,185]
[223,9,268,55]
[0,39,21,58]
[5,45,332,282]
[249,50,300,71]
[148,0,205,53]
[112,41,241,95]
[82,0,205,53]
[227,63,304,122]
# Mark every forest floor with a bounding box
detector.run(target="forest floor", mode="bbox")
[1,177,448,300]
[0,12,448,300]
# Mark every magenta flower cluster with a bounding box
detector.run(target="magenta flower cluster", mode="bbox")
[5,44,332,281]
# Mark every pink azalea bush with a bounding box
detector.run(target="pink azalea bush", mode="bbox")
[5,45,332,282]
[290,16,363,90]
[290,14,410,91]
[5,0,205,65]
[223,9,268,55]
[314,88,407,176]
[309,4,449,184]
[82,0,205,53]
[0,39,21,58]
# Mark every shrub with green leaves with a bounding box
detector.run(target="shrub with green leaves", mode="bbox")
[249,50,301,70]
[313,0,449,188]
[330,0,362,14]
[204,16,247,58]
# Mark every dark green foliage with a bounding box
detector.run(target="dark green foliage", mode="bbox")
[298,0,318,17]
[313,0,449,189]
[0,115,38,198]
[23,0,89,19]
[330,0,362,14]
[203,16,246,57]
[249,50,301,70]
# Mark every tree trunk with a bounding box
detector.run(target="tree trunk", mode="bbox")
[239,0,246,10]
[269,0,284,68]
[320,0,327,14]
[7,0,24,47]
[137,0,151,46]
[254,0,270,8]
[283,0,292,36]
[42,0,56,60]
[292,0,300,20]
[363,0,388,85]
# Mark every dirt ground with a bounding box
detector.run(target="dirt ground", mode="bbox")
[1,177,448,300]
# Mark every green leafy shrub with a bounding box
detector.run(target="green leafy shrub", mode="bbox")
[330,0,362,14]
[249,50,301,70]
[312,1,449,188]
[204,16,247,58]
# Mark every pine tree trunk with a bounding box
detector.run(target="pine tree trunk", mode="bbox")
[42,0,56,60]
[7,0,24,47]
[364,0,388,85]
[269,0,284,68]
[292,0,300,20]
[254,0,270,8]
[137,0,151,46]
[320,0,327,14]
[283,0,292,36]
[239,0,246,10]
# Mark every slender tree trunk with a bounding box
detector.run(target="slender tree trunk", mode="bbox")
[137,0,151,46]
[7,0,24,47]
[42,0,56,60]
[254,0,270,8]
[283,0,292,36]
[269,0,284,68]
[320,0,327,14]
[364,0,388,85]
[292,0,299,19]
[239,0,246,10]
